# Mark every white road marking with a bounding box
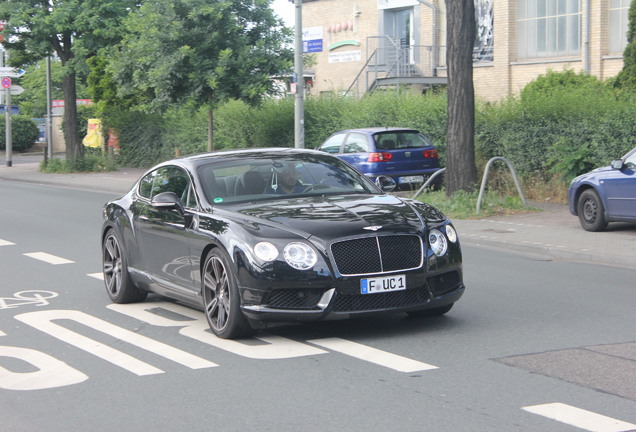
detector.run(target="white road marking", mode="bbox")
[0,346,89,390]
[16,310,218,376]
[308,337,438,372]
[87,273,104,280]
[23,252,74,265]
[0,239,15,246]
[523,403,636,432]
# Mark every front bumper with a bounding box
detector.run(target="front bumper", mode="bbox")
[240,269,464,322]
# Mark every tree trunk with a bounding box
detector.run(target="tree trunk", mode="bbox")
[207,108,214,152]
[445,0,478,195]
[63,70,83,166]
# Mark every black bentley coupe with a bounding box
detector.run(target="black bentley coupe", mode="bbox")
[101,148,464,339]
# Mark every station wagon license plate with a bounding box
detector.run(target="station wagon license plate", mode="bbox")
[361,274,406,294]
[398,175,424,184]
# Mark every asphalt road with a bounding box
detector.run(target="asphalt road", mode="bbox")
[1,181,635,432]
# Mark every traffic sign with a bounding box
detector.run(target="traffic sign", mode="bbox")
[9,85,24,95]
[1,76,11,89]
[0,67,26,78]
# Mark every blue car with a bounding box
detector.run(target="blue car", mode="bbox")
[568,146,636,231]
[318,128,441,188]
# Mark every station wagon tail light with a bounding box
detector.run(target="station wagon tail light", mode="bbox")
[368,152,393,162]
[422,149,438,159]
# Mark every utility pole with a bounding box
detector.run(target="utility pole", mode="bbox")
[46,57,53,160]
[293,0,304,148]
[2,50,11,167]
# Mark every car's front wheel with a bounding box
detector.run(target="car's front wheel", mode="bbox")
[102,229,147,303]
[202,248,254,339]
[577,189,607,232]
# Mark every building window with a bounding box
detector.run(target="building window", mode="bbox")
[474,0,494,63]
[517,0,581,59]
[609,0,630,54]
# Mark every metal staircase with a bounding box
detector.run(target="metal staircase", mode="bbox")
[346,36,447,97]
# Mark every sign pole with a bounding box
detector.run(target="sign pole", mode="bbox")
[5,84,11,167]
[46,56,53,160]
[293,0,304,148]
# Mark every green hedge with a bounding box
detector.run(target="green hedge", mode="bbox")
[0,116,40,152]
[102,72,636,181]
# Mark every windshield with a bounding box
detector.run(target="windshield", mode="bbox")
[197,153,378,205]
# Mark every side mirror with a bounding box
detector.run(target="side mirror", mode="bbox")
[151,191,185,216]
[375,175,397,192]
[611,159,624,170]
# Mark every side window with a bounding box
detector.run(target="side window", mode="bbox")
[343,133,370,153]
[138,171,155,199]
[624,151,636,169]
[151,166,191,204]
[319,134,346,154]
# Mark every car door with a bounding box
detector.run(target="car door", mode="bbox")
[603,149,636,219]
[134,166,198,292]
[337,132,372,174]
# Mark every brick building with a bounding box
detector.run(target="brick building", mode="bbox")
[299,0,630,101]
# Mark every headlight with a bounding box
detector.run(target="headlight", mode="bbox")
[254,242,279,261]
[445,225,458,243]
[429,229,448,256]
[284,242,317,270]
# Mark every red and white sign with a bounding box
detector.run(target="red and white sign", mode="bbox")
[1,76,11,89]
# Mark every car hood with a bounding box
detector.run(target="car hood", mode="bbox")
[226,194,441,242]
[572,165,612,183]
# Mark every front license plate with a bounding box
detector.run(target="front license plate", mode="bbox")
[361,274,406,295]
[398,175,424,184]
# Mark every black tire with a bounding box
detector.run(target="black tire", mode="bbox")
[577,189,607,232]
[102,229,148,303]
[407,303,453,318]
[202,248,254,339]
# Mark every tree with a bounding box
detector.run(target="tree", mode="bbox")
[614,0,636,90]
[108,0,293,151]
[0,0,139,165]
[445,0,478,195]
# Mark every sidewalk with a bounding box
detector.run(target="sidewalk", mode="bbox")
[2,153,635,269]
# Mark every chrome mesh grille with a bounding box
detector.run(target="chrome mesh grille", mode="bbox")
[266,289,324,310]
[333,284,429,312]
[330,235,423,276]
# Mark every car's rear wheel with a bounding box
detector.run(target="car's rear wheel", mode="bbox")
[577,189,607,232]
[407,303,453,318]
[102,229,147,303]
[202,249,253,339]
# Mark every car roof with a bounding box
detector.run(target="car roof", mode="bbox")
[152,147,328,171]
[332,127,420,135]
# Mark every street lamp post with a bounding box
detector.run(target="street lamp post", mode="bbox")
[293,0,304,148]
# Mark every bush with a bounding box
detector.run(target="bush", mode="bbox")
[475,70,636,178]
[0,116,40,152]
[103,109,168,167]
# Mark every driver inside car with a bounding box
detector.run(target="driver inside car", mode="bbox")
[268,162,305,194]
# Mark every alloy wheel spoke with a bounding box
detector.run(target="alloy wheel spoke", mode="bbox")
[206,297,219,319]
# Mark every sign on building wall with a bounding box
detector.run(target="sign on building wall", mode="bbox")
[377,0,419,9]
[303,26,324,53]
[328,50,362,63]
